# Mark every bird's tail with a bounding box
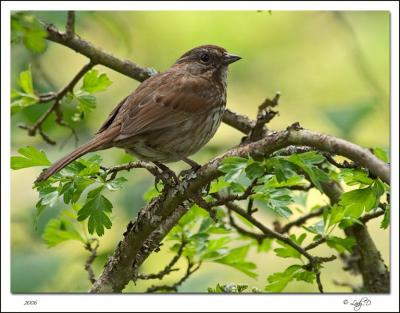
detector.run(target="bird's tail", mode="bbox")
[35,131,116,183]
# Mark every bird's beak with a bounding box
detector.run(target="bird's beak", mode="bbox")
[223,52,242,65]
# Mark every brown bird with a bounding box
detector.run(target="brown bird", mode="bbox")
[35,45,241,183]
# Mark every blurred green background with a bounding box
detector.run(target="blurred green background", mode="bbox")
[11,11,390,293]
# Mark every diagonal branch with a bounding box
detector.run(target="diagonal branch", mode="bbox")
[18,61,95,144]
[44,22,155,82]
[136,240,186,280]
[89,123,389,292]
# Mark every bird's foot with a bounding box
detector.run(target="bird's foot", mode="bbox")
[179,158,202,180]
[153,162,179,187]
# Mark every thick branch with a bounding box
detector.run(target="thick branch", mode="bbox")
[90,124,388,292]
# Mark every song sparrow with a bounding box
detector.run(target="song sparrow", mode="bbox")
[35,45,241,182]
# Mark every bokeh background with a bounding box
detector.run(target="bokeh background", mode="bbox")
[11,11,390,293]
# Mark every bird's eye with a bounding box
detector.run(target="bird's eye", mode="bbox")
[200,53,210,63]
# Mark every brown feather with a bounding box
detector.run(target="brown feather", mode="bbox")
[35,128,119,183]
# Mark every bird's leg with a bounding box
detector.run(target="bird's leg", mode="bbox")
[153,161,179,186]
[179,158,202,179]
[182,157,201,171]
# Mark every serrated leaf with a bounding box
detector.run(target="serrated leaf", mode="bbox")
[326,236,356,253]
[77,192,113,236]
[265,264,302,292]
[253,188,294,218]
[274,234,306,260]
[257,238,273,253]
[341,187,376,215]
[340,169,374,186]
[81,70,112,93]
[209,177,231,193]
[286,153,329,192]
[219,156,249,182]
[245,162,265,179]
[214,246,258,278]
[373,147,389,163]
[302,219,325,235]
[104,177,127,191]
[18,66,35,95]
[11,13,47,53]
[11,146,51,170]
[294,269,316,283]
[380,207,390,229]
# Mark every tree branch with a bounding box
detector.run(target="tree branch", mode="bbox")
[36,16,390,294]
[44,22,155,82]
[276,206,326,234]
[65,11,75,39]
[145,258,201,293]
[18,61,94,144]
[136,240,186,281]
[84,239,99,285]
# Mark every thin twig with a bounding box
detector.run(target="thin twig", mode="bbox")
[305,236,327,251]
[19,61,95,144]
[224,201,336,265]
[65,11,75,39]
[146,258,201,293]
[247,92,280,142]
[84,239,99,285]
[316,271,324,293]
[137,241,186,280]
[105,160,173,186]
[277,206,326,234]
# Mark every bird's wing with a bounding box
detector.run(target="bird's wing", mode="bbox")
[96,96,128,134]
[114,71,222,141]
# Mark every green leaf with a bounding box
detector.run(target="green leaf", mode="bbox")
[253,188,294,218]
[265,264,302,292]
[143,183,163,201]
[328,204,345,227]
[326,236,356,253]
[73,91,97,121]
[219,156,249,182]
[18,66,35,95]
[11,12,47,53]
[290,151,326,165]
[294,269,316,283]
[380,207,390,229]
[11,66,39,114]
[265,174,306,188]
[214,246,258,278]
[104,177,128,191]
[273,234,306,260]
[373,147,389,163]
[11,146,51,170]
[245,162,265,179]
[59,176,94,204]
[257,238,273,253]
[286,153,329,192]
[302,219,325,235]
[42,218,84,247]
[209,177,230,193]
[340,169,374,186]
[81,69,112,93]
[77,191,113,236]
[341,187,376,215]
